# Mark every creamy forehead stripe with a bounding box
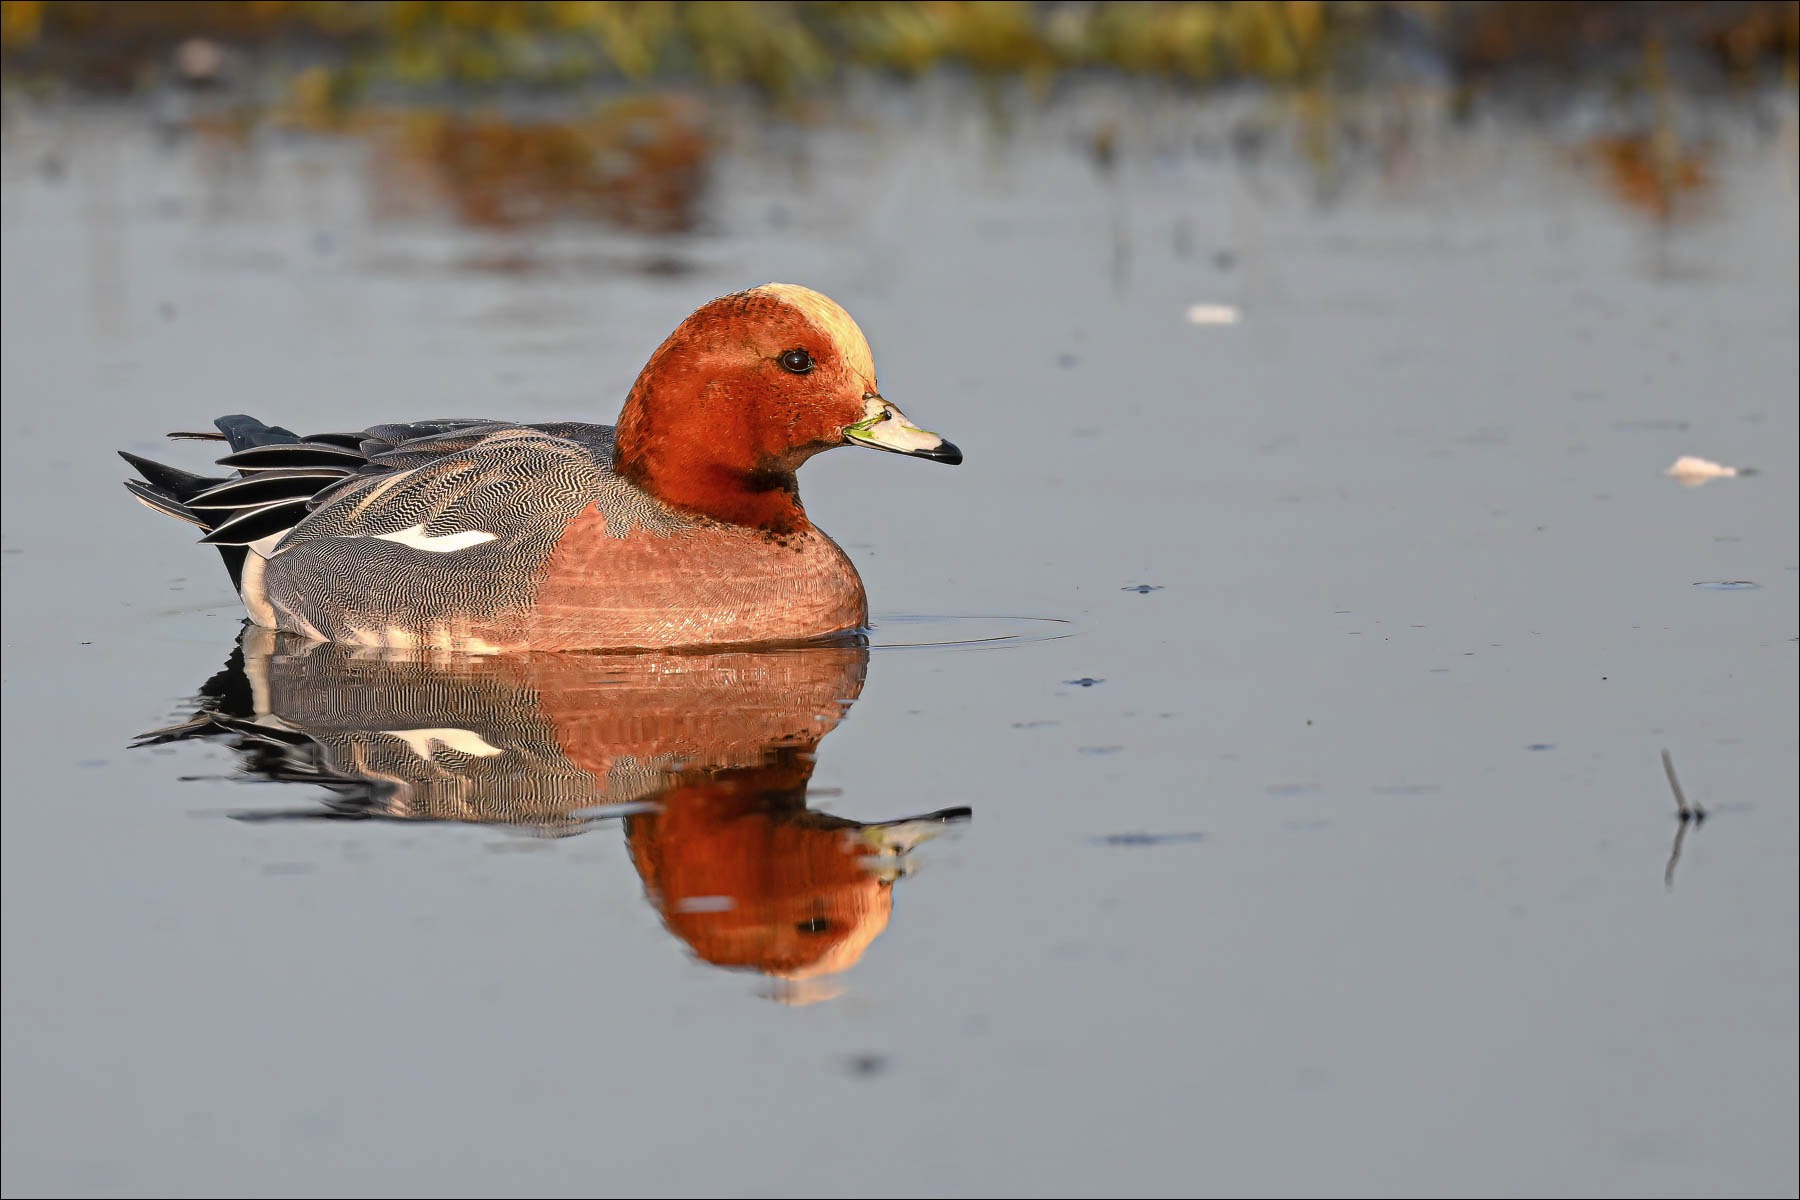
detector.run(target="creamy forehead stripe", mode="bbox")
[754,283,876,384]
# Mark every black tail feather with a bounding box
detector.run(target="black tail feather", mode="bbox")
[122,419,331,592]
[123,479,207,528]
[214,414,303,453]
[119,450,221,500]
[185,468,352,511]
[198,499,314,546]
[216,443,369,471]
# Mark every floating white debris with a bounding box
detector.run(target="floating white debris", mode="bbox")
[1185,303,1242,326]
[1665,456,1741,486]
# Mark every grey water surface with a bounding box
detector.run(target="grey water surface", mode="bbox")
[3,91,1797,1198]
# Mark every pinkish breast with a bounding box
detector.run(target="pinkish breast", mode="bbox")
[501,507,869,651]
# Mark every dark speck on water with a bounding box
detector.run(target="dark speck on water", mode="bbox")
[1122,584,1163,594]
[1091,832,1207,848]
[1526,743,1557,752]
[1611,419,1690,432]
[1064,677,1104,688]
[845,1054,889,1078]
[1693,581,1761,590]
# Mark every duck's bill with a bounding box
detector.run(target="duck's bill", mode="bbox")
[844,397,963,465]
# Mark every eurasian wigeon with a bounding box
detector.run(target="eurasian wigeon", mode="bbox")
[120,284,960,651]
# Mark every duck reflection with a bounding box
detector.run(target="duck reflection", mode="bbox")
[140,627,968,995]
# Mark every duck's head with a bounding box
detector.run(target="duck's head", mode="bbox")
[614,283,960,531]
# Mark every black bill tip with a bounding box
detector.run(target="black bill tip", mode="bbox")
[918,440,963,466]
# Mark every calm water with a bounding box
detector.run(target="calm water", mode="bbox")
[3,87,1797,1198]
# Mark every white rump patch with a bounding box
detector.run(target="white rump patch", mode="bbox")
[383,727,506,759]
[371,524,497,553]
[237,553,279,629]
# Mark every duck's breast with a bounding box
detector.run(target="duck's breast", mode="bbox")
[520,509,867,650]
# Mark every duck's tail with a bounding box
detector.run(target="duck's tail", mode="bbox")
[118,414,363,591]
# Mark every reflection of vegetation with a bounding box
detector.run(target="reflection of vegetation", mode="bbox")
[1545,31,1724,226]
[366,99,709,230]
[4,4,1784,231]
[0,2,1360,91]
[3,2,1795,96]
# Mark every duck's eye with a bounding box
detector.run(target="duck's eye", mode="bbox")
[778,348,815,375]
[796,916,832,935]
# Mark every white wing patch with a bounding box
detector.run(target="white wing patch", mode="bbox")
[371,524,498,553]
[382,727,506,759]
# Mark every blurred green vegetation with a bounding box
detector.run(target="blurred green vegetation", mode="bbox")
[4,3,1784,235]
[3,1,1795,99]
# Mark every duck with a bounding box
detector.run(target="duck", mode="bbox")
[119,284,961,652]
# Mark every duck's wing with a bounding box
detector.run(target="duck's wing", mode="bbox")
[120,416,559,577]
[122,417,687,633]
[249,422,704,644]
[272,425,628,557]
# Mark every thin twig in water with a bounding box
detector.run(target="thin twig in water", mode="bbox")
[1662,748,1706,889]
[1662,748,1705,821]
